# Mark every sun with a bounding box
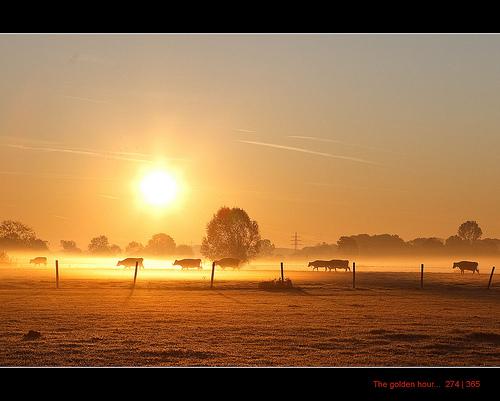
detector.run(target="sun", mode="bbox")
[140,170,178,206]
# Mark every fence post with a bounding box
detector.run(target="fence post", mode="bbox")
[487,266,495,290]
[352,262,356,289]
[133,261,139,287]
[281,262,284,282]
[420,263,424,289]
[210,261,215,288]
[55,260,59,289]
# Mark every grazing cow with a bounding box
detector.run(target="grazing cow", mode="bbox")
[29,257,47,267]
[453,261,479,275]
[214,258,241,271]
[173,258,202,270]
[327,259,350,272]
[117,257,144,269]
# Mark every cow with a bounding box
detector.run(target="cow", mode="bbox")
[29,257,47,267]
[117,257,145,269]
[308,260,331,271]
[214,258,241,271]
[327,259,350,272]
[173,258,202,270]
[453,261,479,275]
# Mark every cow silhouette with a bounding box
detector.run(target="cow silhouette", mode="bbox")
[117,257,144,269]
[29,257,47,267]
[453,261,479,274]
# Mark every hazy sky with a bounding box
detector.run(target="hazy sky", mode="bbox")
[2,33,500,250]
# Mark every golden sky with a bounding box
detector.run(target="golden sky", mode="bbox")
[2,34,500,250]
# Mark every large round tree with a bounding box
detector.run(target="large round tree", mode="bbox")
[457,220,483,244]
[200,206,261,263]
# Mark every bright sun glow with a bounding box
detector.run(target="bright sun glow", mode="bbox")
[140,170,178,206]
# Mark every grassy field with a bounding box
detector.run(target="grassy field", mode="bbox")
[1,264,499,366]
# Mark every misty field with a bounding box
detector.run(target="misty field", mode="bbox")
[1,261,499,366]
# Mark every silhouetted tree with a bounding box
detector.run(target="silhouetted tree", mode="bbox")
[125,241,144,255]
[0,220,48,251]
[88,235,111,254]
[175,244,194,257]
[200,206,261,263]
[60,240,82,253]
[337,236,358,256]
[445,235,466,250]
[457,220,482,244]
[257,238,275,259]
[353,233,406,254]
[88,235,121,255]
[146,233,176,256]
[409,237,444,249]
[293,242,337,260]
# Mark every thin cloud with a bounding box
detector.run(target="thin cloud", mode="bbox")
[1,143,189,164]
[302,181,410,194]
[238,140,382,165]
[52,215,77,221]
[0,170,113,180]
[288,135,411,156]
[63,95,109,104]
[229,128,256,133]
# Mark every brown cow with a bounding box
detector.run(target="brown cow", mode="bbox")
[117,257,144,269]
[29,257,47,267]
[453,261,479,274]
[214,258,241,271]
[173,258,202,270]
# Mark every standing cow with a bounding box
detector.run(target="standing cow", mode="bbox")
[117,257,145,269]
[453,261,479,274]
[308,260,331,271]
[309,259,350,272]
[214,258,241,271]
[29,257,47,267]
[327,259,350,272]
[173,258,202,270]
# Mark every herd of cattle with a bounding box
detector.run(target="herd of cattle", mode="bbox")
[28,256,481,274]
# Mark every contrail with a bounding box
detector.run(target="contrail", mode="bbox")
[52,215,77,221]
[63,95,109,104]
[238,140,382,165]
[0,170,112,180]
[230,128,256,133]
[1,143,188,164]
[288,135,411,156]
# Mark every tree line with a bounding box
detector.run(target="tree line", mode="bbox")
[0,212,497,264]
[295,220,496,260]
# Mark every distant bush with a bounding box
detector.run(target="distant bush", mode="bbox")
[0,250,11,264]
[258,277,294,291]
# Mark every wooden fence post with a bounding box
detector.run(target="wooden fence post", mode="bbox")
[352,262,356,289]
[133,261,139,287]
[210,261,215,288]
[420,263,424,289]
[55,260,59,289]
[487,266,495,290]
[281,262,284,282]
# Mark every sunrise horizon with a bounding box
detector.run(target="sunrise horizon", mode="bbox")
[1,34,500,373]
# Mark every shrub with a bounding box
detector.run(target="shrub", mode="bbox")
[258,277,293,291]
